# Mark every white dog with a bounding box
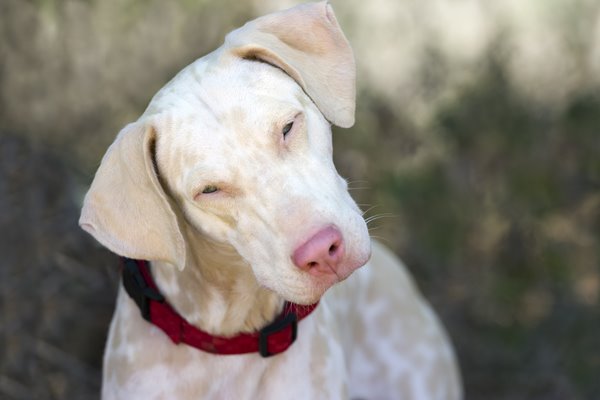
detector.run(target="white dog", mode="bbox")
[80,2,462,399]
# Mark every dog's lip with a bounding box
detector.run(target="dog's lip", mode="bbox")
[264,236,372,305]
[337,248,372,279]
[279,260,368,305]
[293,253,370,304]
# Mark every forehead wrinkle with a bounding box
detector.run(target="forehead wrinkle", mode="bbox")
[202,59,301,111]
[162,59,307,196]
[181,131,248,191]
[193,86,225,128]
[216,96,300,157]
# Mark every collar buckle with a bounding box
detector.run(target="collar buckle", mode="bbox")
[121,258,164,321]
[258,311,298,357]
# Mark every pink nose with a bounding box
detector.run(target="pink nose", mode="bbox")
[292,226,345,275]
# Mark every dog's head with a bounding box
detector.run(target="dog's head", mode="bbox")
[80,2,371,304]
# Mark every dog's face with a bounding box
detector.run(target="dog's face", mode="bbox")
[80,2,368,304]
[151,60,370,303]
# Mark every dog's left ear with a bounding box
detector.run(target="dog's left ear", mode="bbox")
[79,121,187,271]
[225,1,355,128]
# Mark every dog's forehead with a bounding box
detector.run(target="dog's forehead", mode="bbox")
[147,54,313,187]
[145,55,304,128]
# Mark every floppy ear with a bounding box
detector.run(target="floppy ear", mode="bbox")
[224,1,356,128]
[79,122,186,270]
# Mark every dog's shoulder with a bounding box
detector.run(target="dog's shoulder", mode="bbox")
[325,241,463,399]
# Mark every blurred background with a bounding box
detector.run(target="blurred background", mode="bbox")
[1,0,599,398]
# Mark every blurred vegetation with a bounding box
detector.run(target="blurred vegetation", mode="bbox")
[357,58,600,398]
[1,0,599,399]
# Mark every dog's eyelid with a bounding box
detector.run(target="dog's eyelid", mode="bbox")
[282,121,293,137]
[191,180,242,201]
[202,185,219,194]
[280,112,303,140]
[192,184,220,201]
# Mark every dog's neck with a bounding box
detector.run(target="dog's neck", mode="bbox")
[151,225,284,337]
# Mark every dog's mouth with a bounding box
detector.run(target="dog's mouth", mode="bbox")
[268,219,373,304]
[278,248,372,305]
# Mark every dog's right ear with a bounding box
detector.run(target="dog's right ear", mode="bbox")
[224,1,356,128]
[79,122,186,270]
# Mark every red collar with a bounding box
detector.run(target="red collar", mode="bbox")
[121,258,318,357]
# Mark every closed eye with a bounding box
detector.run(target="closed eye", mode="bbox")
[194,185,220,200]
[201,185,219,194]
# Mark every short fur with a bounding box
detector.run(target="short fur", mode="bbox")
[80,2,462,399]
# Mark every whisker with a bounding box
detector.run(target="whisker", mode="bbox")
[368,235,394,246]
[346,179,370,187]
[346,179,371,191]
[361,204,381,217]
[364,213,395,225]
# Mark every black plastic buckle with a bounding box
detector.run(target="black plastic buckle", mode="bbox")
[121,258,164,321]
[258,312,298,358]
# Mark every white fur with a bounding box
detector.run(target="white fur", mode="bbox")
[80,2,462,399]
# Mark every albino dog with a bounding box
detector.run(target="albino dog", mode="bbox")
[80,2,462,399]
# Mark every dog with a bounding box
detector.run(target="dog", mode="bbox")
[80,2,462,399]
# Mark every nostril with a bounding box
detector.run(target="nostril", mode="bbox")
[292,226,345,272]
[329,244,338,256]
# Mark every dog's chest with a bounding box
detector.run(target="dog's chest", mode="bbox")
[102,289,348,400]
